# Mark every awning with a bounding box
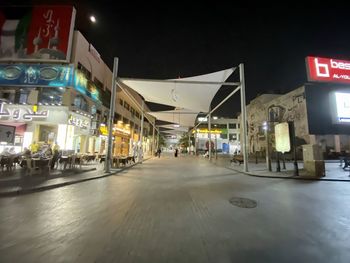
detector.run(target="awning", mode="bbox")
[148,109,199,127]
[120,68,235,113]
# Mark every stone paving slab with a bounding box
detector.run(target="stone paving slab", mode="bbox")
[1,155,349,262]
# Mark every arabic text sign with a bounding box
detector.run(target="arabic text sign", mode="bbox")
[0,104,49,121]
[306,56,350,84]
[0,64,74,87]
[0,124,15,144]
[0,6,76,62]
[68,115,89,129]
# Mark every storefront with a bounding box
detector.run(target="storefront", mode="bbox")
[194,128,222,151]
[0,103,93,153]
[113,122,131,156]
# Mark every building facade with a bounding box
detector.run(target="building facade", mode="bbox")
[0,6,155,158]
[195,116,240,154]
[246,84,350,157]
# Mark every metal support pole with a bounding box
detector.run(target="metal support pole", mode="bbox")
[152,123,155,155]
[188,133,191,155]
[208,110,212,161]
[194,132,197,155]
[156,130,159,150]
[282,153,286,169]
[215,135,218,160]
[139,101,144,163]
[276,151,281,172]
[265,126,272,171]
[290,121,299,176]
[239,63,249,172]
[105,57,118,173]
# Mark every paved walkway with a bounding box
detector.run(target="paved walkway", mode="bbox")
[211,155,350,181]
[0,155,349,262]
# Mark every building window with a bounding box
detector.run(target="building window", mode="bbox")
[229,123,236,129]
[135,111,140,118]
[94,77,103,90]
[119,99,124,106]
[229,133,237,140]
[73,95,89,112]
[217,124,227,129]
[123,117,129,124]
[77,62,91,80]
[220,133,228,139]
[39,87,65,105]
[124,101,130,111]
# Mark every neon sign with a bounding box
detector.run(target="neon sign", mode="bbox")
[306,56,350,84]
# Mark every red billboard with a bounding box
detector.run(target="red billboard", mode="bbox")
[306,56,350,84]
[0,5,76,62]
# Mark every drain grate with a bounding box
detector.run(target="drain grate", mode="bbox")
[229,197,257,208]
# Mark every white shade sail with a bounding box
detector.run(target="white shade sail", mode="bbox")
[120,68,235,112]
[149,109,199,127]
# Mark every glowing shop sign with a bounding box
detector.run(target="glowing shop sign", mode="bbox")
[334,92,350,123]
[195,128,222,134]
[68,115,89,129]
[0,104,49,121]
[306,56,350,84]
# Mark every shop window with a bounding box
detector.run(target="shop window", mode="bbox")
[229,123,236,129]
[123,117,129,124]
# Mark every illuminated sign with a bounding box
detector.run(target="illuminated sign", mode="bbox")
[74,70,101,103]
[334,92,350,123]
[68,115,89,129]
[275,122,291,153]
[0,6,76,62]
[113,126,131,135]
[306,56,350,84]
[99,126,108,135]
[195,128,222,134]
[0,64,74,87]
[198,117,208,122]
[0,104,49,121]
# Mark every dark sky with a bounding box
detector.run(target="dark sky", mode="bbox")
[3,2,350,117]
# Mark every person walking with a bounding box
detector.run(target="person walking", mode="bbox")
[157,148,161,158]
[174,148,178,158]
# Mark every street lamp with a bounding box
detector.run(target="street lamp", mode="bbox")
[263,121,272,171]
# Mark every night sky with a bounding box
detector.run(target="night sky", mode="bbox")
[3,2,350,117]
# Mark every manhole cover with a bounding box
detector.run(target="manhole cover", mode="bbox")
[229,197,257,208]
